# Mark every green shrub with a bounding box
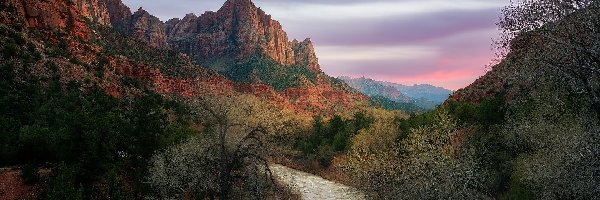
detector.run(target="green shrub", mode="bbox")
[44,163,84,200]
[21,164,39,184]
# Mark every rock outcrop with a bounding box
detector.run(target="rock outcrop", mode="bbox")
[167,0,302,66]
[1,0,367,115]
[129,8,168,48]
[73,0,111,26]
[102,0,131,31]
[2,0,89,38]
[292,38,320,71]
[102,1,168,48]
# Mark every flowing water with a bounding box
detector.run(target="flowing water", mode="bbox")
[269,164,367,200]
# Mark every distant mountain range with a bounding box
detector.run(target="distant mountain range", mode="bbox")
[339,76,453,110]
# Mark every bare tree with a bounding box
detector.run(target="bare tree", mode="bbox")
[147,95,292,199]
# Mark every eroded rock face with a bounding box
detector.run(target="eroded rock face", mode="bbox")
[167,0,300,66]
[292,38,320,71]
[73,0,111,26]
[107,57,235,97]
[1,0,367,115]
[101,1,168,48]
[129,8,168,48]
[102,0,131,31]
[3,0,89,38]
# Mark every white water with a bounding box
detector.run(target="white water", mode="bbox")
[269,164,367,200]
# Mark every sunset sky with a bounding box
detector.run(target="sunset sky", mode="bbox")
[122,0,507,90]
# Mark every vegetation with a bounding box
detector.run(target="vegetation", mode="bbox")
[369,95,426,113]
[146,95,296,199]
[294,112,374,168]
[0,5,296,199]
[228,56,320,91]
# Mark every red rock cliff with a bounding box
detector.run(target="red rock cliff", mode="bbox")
[73,0,111,26]
[130,8,168,48]
[101,0,131,31]
[167,0,303,66]
[292,38,320,71]
[2,0,89,38]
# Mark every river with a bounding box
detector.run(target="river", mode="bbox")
[269,164,367,200]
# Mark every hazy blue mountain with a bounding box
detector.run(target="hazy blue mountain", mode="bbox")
[339,76,452,110]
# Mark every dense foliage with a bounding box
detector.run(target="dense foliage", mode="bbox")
[294,112,374,168]
[369,95,426,114]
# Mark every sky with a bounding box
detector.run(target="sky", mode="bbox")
[121,0,507,90]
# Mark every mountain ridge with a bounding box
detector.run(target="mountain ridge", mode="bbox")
[0,0,368,115]
[104,0,368,114]
[339,76,452,109]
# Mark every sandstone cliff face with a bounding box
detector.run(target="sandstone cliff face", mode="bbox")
[73,0,110,26]
[101,0,131,31]
[129,8,168,48]
[2,0,89,38]
[167,0,299,66]
[292,38,320,71]
[100,1,168,48]
[106,57,235,97]
[163,0,365,113]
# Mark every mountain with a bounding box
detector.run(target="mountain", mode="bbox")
[164,0,317,70]
[381,82,452,104]
[1,0,236,97]
[0,0,366,116]
[339,76,452,110]
[100,0,367,114]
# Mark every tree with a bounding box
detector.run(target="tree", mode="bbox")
[345,109,490,199]
[146,95,288,199]
[498,0,600,110]
[495,1,600,198]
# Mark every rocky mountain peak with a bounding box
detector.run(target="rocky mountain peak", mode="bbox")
[292,38,320,71]
[135,7,147,14]
[166,0,325,69]
[223,0,255,8]
[130,7,169,48]
[102,0,131,31]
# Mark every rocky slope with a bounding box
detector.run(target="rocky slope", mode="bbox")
[0,0,233,98]
[112,0,366,114]
[73,0,111,26]
[129,7,168,48]
[442,5,600,198]
[102,0,131,31]
[1,0,90,38]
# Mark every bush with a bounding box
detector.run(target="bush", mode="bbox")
[21,164,39,184]
[43,163,84,200]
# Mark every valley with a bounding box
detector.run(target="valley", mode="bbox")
[0,0,599,199]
